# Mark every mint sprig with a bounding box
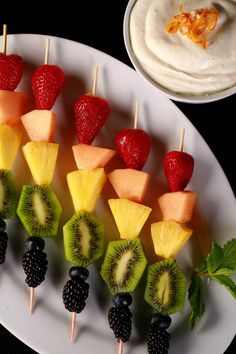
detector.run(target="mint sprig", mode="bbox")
[188,238,236,329]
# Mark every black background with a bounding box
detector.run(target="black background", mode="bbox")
[0,0,235,353]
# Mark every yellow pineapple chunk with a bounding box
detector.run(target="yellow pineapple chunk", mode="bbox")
[67,168,106,212]
[22,142,59,185]
[108,198,152,240]
[151,220,193,258]
[0,125,22,170]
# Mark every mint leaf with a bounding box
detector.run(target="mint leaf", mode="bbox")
[196,259,207,273]
[212,275,236,299]
[222,238,236,270]
[207,242,223,274]
[213,268,233,276]
[188,275,205,330]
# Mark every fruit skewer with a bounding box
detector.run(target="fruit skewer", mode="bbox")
[145,129,195,354]
[62,67,115,341]
[0,24,25,265]
[101,103,152,354]
[17,38,64,313]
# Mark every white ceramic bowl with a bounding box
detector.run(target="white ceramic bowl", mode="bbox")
[123,0,236,103]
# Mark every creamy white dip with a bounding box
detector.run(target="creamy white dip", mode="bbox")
[129,0,236,95]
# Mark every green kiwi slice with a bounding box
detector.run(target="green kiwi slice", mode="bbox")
[144,259,186,315]
[17,185,62,237]
[100,239,147,295]
[0,169,18,219]
[63,211,104,267]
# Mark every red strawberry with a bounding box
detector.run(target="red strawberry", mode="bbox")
[115,129,151,170]
[74,94,110,144]
[32,64,65,110]
[163,151,194,192]
[0,53,23,91]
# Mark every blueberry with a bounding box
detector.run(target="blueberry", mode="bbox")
[112,293,132,307]
[0,218,6,232]
[69,266,89,281]
[150,313,172,329]
[25,237,45,251]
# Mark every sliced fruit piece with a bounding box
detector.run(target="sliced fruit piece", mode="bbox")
[0,125,22,170]
[63,211,104,267]
[115,128,152,170]
[0,170,18,219]
[108,199,152,240]
[100,239,147,295]
[144,259,186,315]
[151,220,193,258]
[22,142,59,185]
[17,184,62,237]
[67,168,106,212]
[74,94,110,144]
[21,109,57,142]
[0,90,26,126]
[158,191,197,223]
[108,169,150,203]
[72,144,116,170]
[163,151,194,192]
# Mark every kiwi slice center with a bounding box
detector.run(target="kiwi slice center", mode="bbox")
[157,272,171,306]
[32,192,47,225]
[0,178,4,211]
[77,221,92,258]
[114,250,133,284]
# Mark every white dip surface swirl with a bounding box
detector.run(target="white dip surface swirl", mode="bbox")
[129,0,236,95]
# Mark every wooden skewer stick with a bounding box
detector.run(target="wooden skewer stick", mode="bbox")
[70,312,77,342]
[44,38,50,65]
[92,66,99,95]
[2,24,7,54]
[29,287,35,315]
[134,101,139,129]
[118,339,124,354]
[179,128,185,152]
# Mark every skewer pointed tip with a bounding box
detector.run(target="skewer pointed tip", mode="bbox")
[118,339,124,354]
[70,312,77,342]
[29,287,35,315]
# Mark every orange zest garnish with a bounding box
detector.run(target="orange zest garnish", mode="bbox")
[166,4,219,49]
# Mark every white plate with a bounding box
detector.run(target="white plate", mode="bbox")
[0,34,236,354]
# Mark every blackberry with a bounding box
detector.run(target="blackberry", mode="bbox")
[0,218,6,232]
[22,250,48,288]
[112,293,132,308]
[0,231,8,264]
[25,236,45,252]
[147,327,170,354]
[108,306,132,343]
[69,266,89,281]
[62,279,89,313]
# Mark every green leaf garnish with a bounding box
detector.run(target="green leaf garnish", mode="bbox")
[222,239,236,270]
[212,275,236,299]
[188,275,205,330]
[207,242,223,274]
[196,259,207,273]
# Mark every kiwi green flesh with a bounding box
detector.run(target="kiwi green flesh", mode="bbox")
[63,211,104,268]
[144,259,186,315]
[17,185,62,237]
[100,239,147,295]
[0,169,18,219]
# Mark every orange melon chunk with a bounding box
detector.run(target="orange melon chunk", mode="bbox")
[21,110,57,142]
[0,90,26,126]
[72,144,116,170]
[158,191,196,224]
[108,168,150,203]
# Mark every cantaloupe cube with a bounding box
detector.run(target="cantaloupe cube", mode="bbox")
[72,144,116,170]
[0,90,26,126]
[22,142,59,185]
[108,169,150,203]
[151,220,193,258]
[108,198,152,240]
[21,110,57,142]
[158,191,196,223]
[0,125,22,170]
[67,168,107,212]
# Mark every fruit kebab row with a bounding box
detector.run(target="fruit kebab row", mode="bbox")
[17,38,65,313]
[0,24,25,265]
[62,67,116,341]
[100,103,152,354]
[145,129,195,354]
